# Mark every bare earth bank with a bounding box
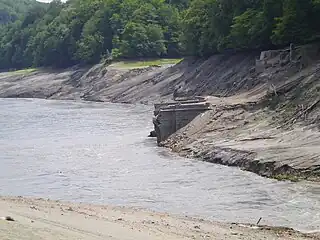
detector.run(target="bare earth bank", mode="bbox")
[0,196,319,240]
[0,46,319,181]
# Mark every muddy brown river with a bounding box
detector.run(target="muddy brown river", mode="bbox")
[0,98,319,232]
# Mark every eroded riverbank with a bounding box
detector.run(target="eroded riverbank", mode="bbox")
[0,98,320,232]
[0,46,319,181]
[159,98,320,182]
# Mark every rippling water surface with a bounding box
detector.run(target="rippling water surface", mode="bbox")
[0,98,319,231]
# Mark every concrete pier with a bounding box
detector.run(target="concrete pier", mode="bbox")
[153,97,211,144]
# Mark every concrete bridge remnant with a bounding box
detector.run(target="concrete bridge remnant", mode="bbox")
[152,97,211,145]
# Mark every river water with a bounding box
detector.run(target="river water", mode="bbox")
[0,98,319,231]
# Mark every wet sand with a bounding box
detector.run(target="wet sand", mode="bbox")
[0,196,319,240]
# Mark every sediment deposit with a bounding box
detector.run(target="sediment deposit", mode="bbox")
[0,44,319,180]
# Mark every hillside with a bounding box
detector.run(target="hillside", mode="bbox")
[0,0,41,24]
[1,0,320,70]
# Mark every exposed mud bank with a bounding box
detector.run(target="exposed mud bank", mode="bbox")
[0,64,176,104]
[0,45,319,181]
[160,45,320,181]
[162,97,319,182]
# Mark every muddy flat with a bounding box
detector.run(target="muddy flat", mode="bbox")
[0,196,319,240]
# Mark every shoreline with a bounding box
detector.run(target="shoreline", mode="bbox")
[0,49,319,182]
[0,196,319,240]
[1,96,319,182]
[160,101,320,182]
[164,142,320,183]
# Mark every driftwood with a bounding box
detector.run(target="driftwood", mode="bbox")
[239,136,275,142]
[256,217,262,225]
[1,216,15,221]
[285,98,320,125]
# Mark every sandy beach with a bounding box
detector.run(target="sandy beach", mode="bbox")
[0,196,319,240]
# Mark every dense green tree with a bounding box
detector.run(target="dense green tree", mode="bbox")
[272,0,315,44]
[0,0,45,25]
[181,0,219,56]
[228,9,265,49]
[1,0,320,70]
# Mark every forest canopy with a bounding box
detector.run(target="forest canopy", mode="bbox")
[0,0,43,24]
[0,0,320,70]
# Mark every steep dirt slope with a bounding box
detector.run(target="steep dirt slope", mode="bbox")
[0,45,319,180]
[0,53,260,104]
[0,46,317,114]
[163,45,320,181]
[0,65,171,103]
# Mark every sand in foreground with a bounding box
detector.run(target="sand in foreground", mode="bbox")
[0,196,319,240]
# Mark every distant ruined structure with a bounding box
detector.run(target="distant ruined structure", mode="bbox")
[152,97,211,144]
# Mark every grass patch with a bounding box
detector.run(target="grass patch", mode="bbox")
[273,174,300,182]
[111,58,182,69]
[6,68,37,76]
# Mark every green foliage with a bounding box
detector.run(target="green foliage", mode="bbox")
[6,68,37,76]
[229,9,266,49]
[181,0,218,56]
[0,0,183,69]
[0,0,44,24]
[116,22,166,58]
[76,34,104,63]
[181,0,320,55]
[111,58,182,69]
[0,0,320,70]
[272,0,316,45]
